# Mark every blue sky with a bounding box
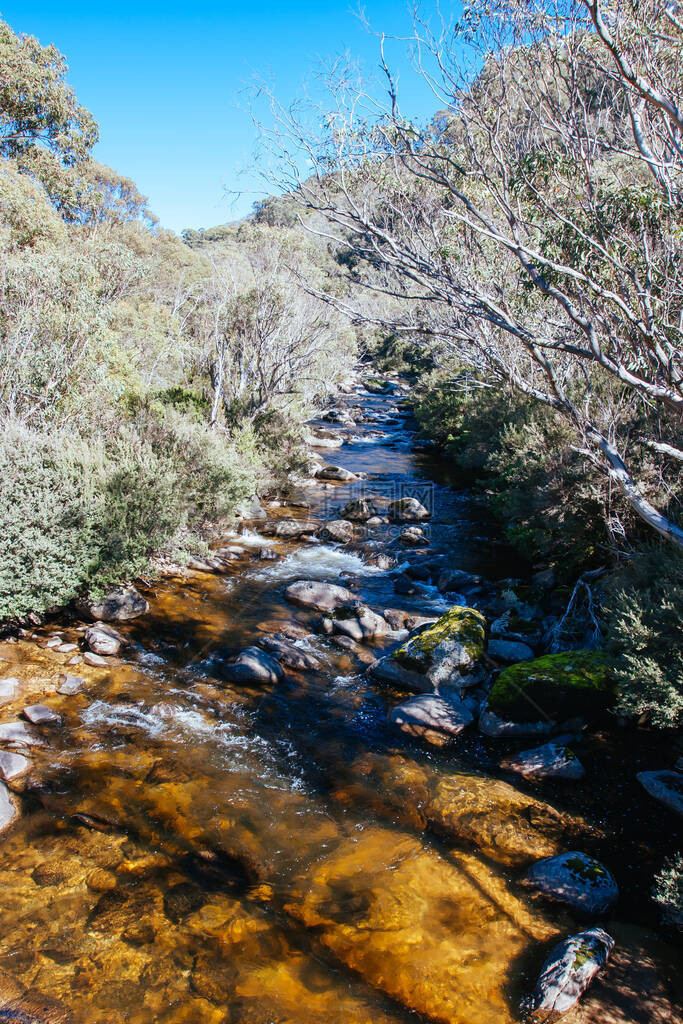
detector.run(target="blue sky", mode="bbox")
[2,2,453,233]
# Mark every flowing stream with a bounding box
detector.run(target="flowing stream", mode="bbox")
[0,385,679,1024]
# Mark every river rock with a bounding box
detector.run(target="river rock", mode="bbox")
[370,655,434,693]
[260,635,322,671]
[366,553,395,570]
[341,498,383,521]
[57,674,85,696]
[0,678,18,702]
[85,622,125,656]
[218,646,285,685]
[0,781,17,834]
[79,585,149,622]
[285,580,355,613]
[0,750,28,781]
[262,518,319,538]
[330,603,390,642]
[23,704,61,726]
[305,430,344,449]
[488,637,535,663]
[479,708,556,739]
[523,927,614,1022]
[400,525,428,546]
[235,494,267,520]
[502,741,585,780]
[386,605,486,688]
[487,651,612,725]
[0,721,44,747]
[637,770,683,818]
[382,609,438,632]
[83,652,111,667]
[389,694,476,744]
[388,496,431,521]
[315,465,358,482]
[318,519,355,544]
[524,852,618,916]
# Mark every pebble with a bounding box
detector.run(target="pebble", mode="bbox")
[23,704,61,726]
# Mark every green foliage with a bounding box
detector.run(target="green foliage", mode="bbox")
[488,650,613,722]
[652,854,683,932]
[0,412,259,620]
[604,546,683,729]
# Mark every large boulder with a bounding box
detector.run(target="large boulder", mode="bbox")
[315,465,358,482]
[637,770,683,818]
[523,928,614,1022]
[318,520,355,544]
[502,742,585,781]
[218,647,285,685]
[0,781,17,834]
[389,694,476,745]
[389,605,486,687]
[524,852,618,916]
[85,622,125,657]
[305,429,344,449]
[285,580,355,613]
[79,585,149,622]
[388,496,431,521]
[487,651,613,725]
[328,603,390,643]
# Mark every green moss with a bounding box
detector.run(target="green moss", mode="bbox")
[488,650,614,722]
[564,856,608,883]
[572,937,599,969]
[392,605,486,672]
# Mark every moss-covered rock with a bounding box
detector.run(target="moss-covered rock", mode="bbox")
[488,650,613,723]
[392,605,486,674]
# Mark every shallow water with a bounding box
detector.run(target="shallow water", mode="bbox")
[0,388,679,1023]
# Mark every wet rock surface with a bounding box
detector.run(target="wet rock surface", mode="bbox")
[524,927,614,1022]
[502,741,586,780]
[524,852,619,916]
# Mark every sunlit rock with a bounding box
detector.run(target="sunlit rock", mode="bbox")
[315,465,358,482]
[85,622,124,656]
[637,769,683,818]
[0,781,17,833]
[523,852,618,916]
[217,647,284,685]
[523,927,614,1022]
[389,693,476,744]
[388,496,431,520]
[318,519,355,543]
[78,585,149,622]
[285,580,355,613]
[259,635,322,671]
[502,742,585,780]
[262,518,319,538]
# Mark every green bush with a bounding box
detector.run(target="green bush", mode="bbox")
[652,854,683,932]
[604,546,683,729]
[0,411,259,620]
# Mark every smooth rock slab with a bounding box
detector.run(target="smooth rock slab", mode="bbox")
[637,770,683,818]
[524,852,618,916]
[23,704,61,726]
[285,580,355,613]
[389,694,475,744]
[0,781,17,833]
[0,721,44,747]
[218,646,284,685]
[502,742,585,780]
[0,750,29,781]
[523,927,614,1022]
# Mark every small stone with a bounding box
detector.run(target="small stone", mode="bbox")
[0,750,29,781]
[0,677,19,702]
[523,927,614,1022]
[523,851,618,916]
[85,622,124,656]
[400,525,429,546]
[502,742,585,780]
[23,704,61,726]
[57,643,78,653]
[86,868,118,892]
[83,652,110,667]
[637,770,683,818]
[57,674,85,696]
[260,636,321,671]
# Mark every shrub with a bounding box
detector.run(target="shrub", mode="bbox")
[604,546,683,729]
[652,854,683,932]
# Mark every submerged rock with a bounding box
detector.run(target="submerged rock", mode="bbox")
[78,585,149,622]
[488,651,613,724]
[502,742,585,780]
[523,927,614,1022]
[218,647,284,685]
[637,770,683,818]
[388,496,431,521]
[389,693,476,744]
[524,851,618,916]
[285,580,355,613]
[0,781,17,833]
[85,621,125,656]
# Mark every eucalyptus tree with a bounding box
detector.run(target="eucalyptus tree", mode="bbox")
[259,0,683,545]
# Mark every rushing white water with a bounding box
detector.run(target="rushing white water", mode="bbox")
[248,544,385,583]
